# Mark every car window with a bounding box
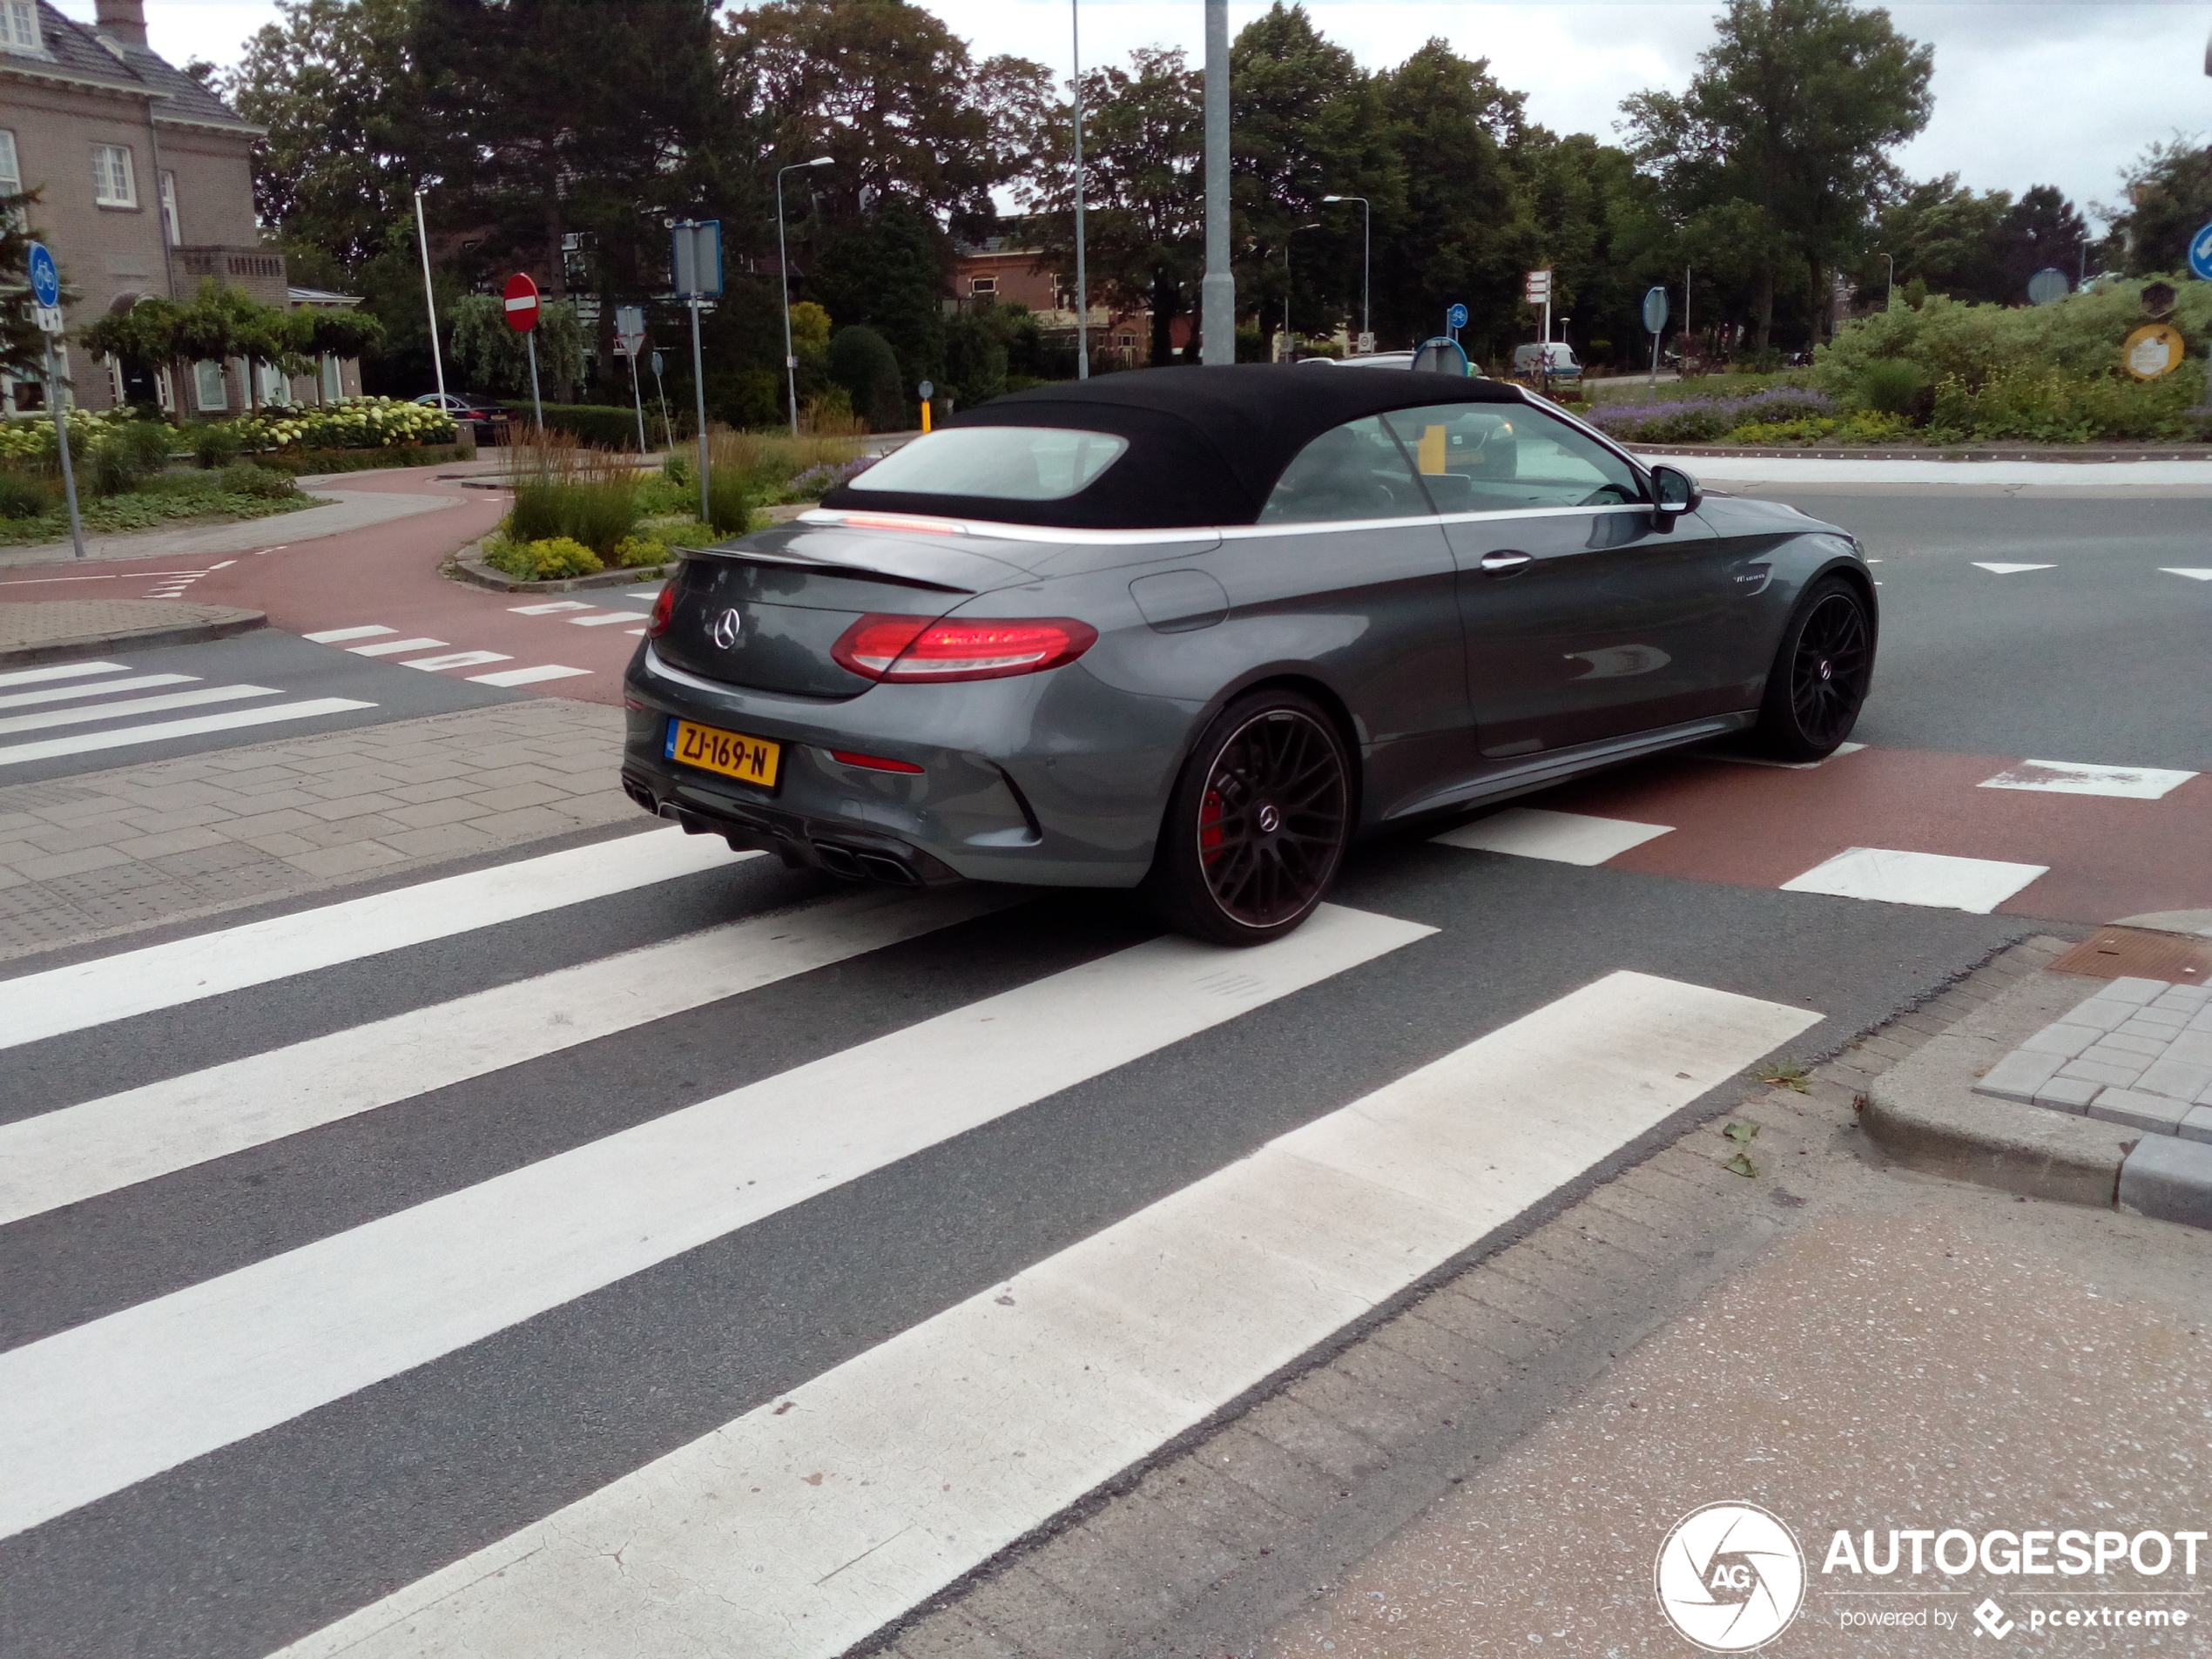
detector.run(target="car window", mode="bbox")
[847,426,1128,502]
[1381,402,1642,513]
[1258,415,1428,524]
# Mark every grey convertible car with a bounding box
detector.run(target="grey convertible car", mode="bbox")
[622,366,1874,943]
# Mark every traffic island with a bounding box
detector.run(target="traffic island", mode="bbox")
[0,599,264,668]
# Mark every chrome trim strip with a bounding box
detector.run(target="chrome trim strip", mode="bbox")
[797,500,1645,549]
[640,644,746,698]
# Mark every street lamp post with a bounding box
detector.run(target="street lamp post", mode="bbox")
[1199,0,1232,365]
[1284,221,1320,361]
[1320,195,1370,351]
[413,186,445,404]
[1878,251,1895,311]
[1071,0,1089,379]
[776,157,833,437]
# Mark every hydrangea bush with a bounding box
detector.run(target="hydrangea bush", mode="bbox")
[236,397,457,451]
[0,408,134,462]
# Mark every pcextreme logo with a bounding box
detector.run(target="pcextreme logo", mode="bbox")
[1655,1501,1808,1652]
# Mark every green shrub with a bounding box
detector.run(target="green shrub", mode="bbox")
[705,467,752,535]
[506,432,640,554]
[827,325,904,431]
[1925,360,2208,443]
[1853,359,1927,417]
[238,397,456,450]
[642,517,724,549]
[534,403,651,448]
[193,423,244,469]
[613,534,671,568]
[89,439,138,497]
[484,535,604,581]
[220,462,300,499]
[0,469,54,519]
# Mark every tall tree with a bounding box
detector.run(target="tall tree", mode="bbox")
[1624,0,1932,349]
[1020,47,1206,365]
[1230,3,1400,351]
[1871,175,2013,303]
[2103,137,2212,277]
[1995,185,2089,296]
[227,0,421,272]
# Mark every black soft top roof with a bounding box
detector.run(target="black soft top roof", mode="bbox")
[820,364,1527,529]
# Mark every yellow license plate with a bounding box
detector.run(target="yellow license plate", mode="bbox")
[665,718,781,787]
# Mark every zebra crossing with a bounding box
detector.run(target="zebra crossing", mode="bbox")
[0,658,373,771]
[1,826,1822,1658]
[301,624,597,688]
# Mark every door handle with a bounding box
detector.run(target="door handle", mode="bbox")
[1479,550,1534,576]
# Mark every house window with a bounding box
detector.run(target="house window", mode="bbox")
[94,144,138,208]
[320,354,342,402]
[159,170,179,245]
[968,275,997,297]
[1,0,39,53]
[193,360,227,411]
[0,129,18,198]
[257,362,291,407]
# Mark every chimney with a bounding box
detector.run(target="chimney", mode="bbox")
[95,0,148,48]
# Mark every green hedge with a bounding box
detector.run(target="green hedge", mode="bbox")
[529,403,655,448]
[253,443,475,475]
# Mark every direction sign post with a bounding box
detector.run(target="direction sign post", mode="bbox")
[2026,267,2071,307]
[1642,283,1670,390]
[918,379,935,435]
[502,273,543,431]
[651,349,674,450]
[615,304,649,455]
[670,220,724,524]
[27,243,84,561]
[1524,269,1554,389]
[1445,301,1468,343]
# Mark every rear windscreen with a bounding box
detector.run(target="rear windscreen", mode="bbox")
[846,426,1130,502]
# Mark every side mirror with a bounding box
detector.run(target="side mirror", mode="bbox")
[1649,463,1702,529]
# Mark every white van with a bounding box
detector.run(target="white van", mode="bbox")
[1511,341,1581,382]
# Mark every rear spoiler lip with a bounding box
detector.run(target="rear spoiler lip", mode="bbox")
[668,542,978,597]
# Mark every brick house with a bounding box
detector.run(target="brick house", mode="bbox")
[0,0,362,417]
[953,237,1178,369]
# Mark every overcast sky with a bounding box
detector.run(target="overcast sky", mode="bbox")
[60,0,2212,221]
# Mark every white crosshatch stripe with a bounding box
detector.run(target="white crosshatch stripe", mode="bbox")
[0,685,278,738]
[0,904,1433,1542]
[1779,846,2046,914]
[0,672,196,711]
[0,698,374,770]
[303,625,395,644]
[0,660,132,689]
[1979,759,2198,799]
[267,970,1819,1659]
[0,827,749,1050]
[1433,806,1674,866]
[0,885,1018,1226]
[467,664,592,687]
[346,637,448,657]
[401,651,511,671]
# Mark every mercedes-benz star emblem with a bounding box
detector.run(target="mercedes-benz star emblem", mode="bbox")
[1258,804,1282,833]
[710,608,744,650]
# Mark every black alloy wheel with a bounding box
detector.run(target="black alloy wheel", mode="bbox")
[1145,691,1352,946]
[1752,577,1874,760]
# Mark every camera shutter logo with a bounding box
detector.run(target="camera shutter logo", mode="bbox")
[710,608,744,650]
[1655,1501,1806,1652]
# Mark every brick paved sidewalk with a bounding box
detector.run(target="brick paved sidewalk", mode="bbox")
[0,698,631,961]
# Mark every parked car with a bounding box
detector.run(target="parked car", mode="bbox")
[622,365,1874,944]
[1510,341,1581,383]
[413,392,509,442]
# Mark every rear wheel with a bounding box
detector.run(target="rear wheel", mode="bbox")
[1751,577,1874,760]
[1143,690,1352,946]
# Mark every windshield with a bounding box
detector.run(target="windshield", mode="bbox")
[848,426,1130,502]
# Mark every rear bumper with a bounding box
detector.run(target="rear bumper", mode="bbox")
[622,644,1176,888]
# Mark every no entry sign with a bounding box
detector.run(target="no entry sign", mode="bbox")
[502,273,540,333]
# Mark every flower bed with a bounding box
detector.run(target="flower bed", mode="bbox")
[236,397,457,451]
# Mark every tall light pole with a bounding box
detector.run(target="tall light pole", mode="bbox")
[1070,0,1089,379]
[1200,0,1232,365]
[1320,195,1369,351]
[1284,221,1319,361]
[1878,251,1895,310]
[413,186,445,403]
[777,157,833,436]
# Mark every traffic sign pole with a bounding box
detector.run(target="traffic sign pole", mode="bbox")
[502,273,543,430]
[627,350,647,455]
[524,332,543,432]
[45,337,85,563]
[689,299,709,524]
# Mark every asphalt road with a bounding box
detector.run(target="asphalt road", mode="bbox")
[1,483,2205,1658]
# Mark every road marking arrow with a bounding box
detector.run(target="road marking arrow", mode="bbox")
[1971,562,2055,574]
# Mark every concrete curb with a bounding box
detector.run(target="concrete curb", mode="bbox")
[446,546,674,596]
[1862,964,2212,1230]
[0,605,265,668]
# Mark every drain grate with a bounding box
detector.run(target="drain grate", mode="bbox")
[2049,927,2212,983]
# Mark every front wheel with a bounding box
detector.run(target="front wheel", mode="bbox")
[1751,576,1875,760]
[1143,690,1352,946]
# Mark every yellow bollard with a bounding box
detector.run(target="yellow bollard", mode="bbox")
[921,398,933,434]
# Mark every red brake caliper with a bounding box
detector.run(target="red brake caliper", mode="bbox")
[1198,788,1225,863]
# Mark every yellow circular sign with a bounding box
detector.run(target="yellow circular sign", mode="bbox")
[2123,323,2184,380]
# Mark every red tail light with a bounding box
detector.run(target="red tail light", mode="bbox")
[831,614,1098,684]
[645,584,677,637]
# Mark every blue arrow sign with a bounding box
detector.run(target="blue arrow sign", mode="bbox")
[1445,302,1469,329]
[2189,221,2212,283]
[28,242,59,309]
